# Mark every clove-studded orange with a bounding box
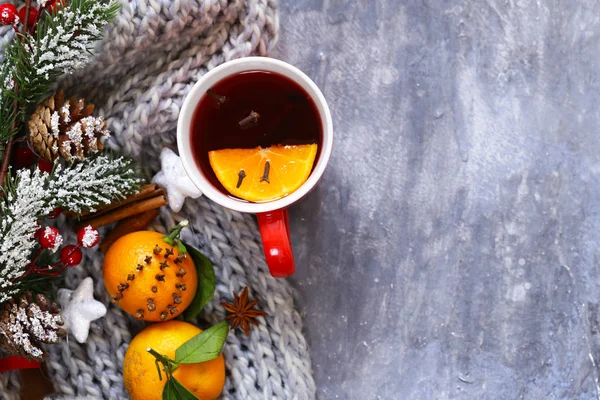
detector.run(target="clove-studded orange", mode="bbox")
[102,231,197,321]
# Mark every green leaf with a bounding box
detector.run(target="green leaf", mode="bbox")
[162,378,199,400]
[182,243,216,321]
[175,321,228,364]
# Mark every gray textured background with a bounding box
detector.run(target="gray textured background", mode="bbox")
[273,1,600,399]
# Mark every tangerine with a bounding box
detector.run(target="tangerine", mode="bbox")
[123,320,225,400]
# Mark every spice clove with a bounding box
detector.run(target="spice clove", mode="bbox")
[172,294,182,305]
[168,305,178,315]
[236,170,247,189]
[238,111,260,129]
[260,161,270,183]
[207,89,227,107]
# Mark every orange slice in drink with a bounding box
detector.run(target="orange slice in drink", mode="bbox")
[208,144,318,202]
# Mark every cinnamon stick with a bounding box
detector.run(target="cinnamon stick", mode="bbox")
[100,208,159,253]
[75,184,160,219]
[75,194,167,231]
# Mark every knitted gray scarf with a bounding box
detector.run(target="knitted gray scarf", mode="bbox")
[0,0,316,398]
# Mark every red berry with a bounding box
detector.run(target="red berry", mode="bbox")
[77,225,99,248]
[0,4,17,25]
[44,0,63,12]
[39,226,63,251]
[60,245,82,267]
[12,147,35,170]
[38,158,53,173]
[17,6,38,27]
[48,207,62,219]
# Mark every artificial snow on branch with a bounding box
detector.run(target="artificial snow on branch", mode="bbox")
[25,0,120,88]
[0,154,141,303]
[47,154,142,213]
[0,0,120,145]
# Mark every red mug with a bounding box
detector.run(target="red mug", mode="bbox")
[177,57,333,278]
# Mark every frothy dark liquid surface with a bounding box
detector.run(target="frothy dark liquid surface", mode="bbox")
[190,70,323,194]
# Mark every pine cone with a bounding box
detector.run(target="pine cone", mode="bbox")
[0,292,66,362]
[28,89,110,162]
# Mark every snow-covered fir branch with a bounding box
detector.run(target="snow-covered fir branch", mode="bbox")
[48,155,142,214]
[0,0,119,144]
[0,169,51,303]
[29,0,120,81]
[0,155,141,303]
[0,42,18,143]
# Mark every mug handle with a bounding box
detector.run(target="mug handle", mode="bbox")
[256,209,296,277]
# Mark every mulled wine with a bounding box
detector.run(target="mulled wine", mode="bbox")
[190,70,323,198]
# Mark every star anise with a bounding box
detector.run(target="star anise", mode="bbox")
[221,287,268,336]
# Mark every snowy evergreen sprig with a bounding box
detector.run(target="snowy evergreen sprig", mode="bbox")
[0,154,141,303]
[0,0,120,144]
[47,154,142,214]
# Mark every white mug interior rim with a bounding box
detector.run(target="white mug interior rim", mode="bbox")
[177,57,333,214]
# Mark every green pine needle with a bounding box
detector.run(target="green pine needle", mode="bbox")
[0,0,120,145]
[0,154,143,303]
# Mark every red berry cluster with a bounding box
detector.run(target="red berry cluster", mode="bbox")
[0,1,64,31]
[22,224,99,279]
